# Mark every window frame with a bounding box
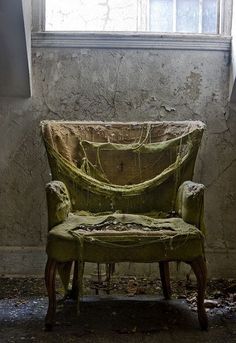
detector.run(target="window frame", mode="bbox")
[31,0,232,51]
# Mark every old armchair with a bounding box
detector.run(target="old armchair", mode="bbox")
[41,120,207,330]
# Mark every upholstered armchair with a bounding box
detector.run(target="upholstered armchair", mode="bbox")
[41,120,207,331]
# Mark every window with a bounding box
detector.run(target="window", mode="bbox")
[150,0,219,33]
[45,0,220,34]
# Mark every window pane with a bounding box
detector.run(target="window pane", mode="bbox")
[46,0,138,31]
[202,0,218,33]
[150,0,173,32]
[176,0,199,33]
[45,0,219,34]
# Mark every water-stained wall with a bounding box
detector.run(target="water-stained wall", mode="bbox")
[0,47,235,278]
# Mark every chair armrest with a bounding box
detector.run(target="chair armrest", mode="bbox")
[46,181,71,230]
[175,181,205,232]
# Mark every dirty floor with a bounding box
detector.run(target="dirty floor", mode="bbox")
[0,277,236,343]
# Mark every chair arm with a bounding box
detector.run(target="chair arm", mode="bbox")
[46,181,71,230]
[175,181,205,232]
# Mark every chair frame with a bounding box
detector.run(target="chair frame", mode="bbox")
[45,257,208,331]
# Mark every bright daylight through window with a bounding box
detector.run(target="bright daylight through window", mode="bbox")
[45,0,220,34]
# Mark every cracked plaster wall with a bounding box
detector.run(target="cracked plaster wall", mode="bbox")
[0,47,235,278]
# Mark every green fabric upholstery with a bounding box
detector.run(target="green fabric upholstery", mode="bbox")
[46,181,71,229]
[175,181,205,233]
[41,121,205,214]
[46,212,204,263]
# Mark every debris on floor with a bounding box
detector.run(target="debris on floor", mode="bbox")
[0,277,236,342]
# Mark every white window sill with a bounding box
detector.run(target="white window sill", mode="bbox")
[31,32,231,51]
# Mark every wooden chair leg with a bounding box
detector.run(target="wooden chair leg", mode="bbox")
[159,261,171,299]
[189,256,208,330]
[45,258,57,331]
[71,261,79,300]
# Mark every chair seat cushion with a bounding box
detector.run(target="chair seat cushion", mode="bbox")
[46,212,204,263]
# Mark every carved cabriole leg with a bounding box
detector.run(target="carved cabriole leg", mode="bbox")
[189,256,208,330]
[159,261,171,299]
[45,258,57,331]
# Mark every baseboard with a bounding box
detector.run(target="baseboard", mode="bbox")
[0,246,235,279]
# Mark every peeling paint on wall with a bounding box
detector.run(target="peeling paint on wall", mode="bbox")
[0,47,235,277]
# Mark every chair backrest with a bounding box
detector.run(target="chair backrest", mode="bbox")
[41,121,205,214]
